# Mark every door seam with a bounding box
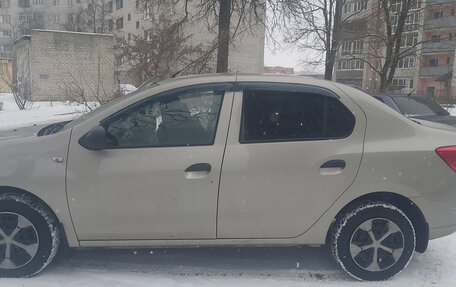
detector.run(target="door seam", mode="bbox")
[215,90,236,238]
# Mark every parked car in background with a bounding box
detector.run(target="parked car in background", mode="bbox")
[1,75,456,281]
[373,94,456,127]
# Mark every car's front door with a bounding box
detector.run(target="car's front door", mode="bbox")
[217,82,366,238]
[66,84,234,240]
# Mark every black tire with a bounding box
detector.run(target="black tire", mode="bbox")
[0,193,60,277]
[330,202,415,281]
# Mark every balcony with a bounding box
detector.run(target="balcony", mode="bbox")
[424,16,456,30]
[420,66,453,77]
[427,0,456,5]
[421,41,456,53]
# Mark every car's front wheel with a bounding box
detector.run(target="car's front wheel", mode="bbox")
[0,193,60,277]
[331,202,415,281]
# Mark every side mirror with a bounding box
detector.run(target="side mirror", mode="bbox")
[79,125,108,150]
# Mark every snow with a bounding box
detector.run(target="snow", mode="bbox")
[0,93,89,131]
[1,94,456,285]
[1,233,456,286]
[117,84,137,95]
[448,107,456,116]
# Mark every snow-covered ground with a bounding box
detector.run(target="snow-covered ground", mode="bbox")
[1,93,456,286]
[0,93,90,131]
[2,233,456,287]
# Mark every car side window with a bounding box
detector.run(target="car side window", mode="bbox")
[240,89,355,143]
[103,88,224,148]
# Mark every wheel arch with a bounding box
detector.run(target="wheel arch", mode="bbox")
[326,192,429,253]
[0,186,69,248]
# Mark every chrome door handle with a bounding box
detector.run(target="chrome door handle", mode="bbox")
[184,163,211,179]
[320,160,346,175]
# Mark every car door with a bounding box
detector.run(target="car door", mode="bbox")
[217,82,366,239]
[66,83,234,241]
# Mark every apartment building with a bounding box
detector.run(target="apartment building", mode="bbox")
[0,0,77,58]
[335,0,456,101]
[1,0,265,85]
[417,0,456,101]
[109,0,265,84]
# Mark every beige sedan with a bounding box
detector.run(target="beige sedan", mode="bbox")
[1,74,456,281]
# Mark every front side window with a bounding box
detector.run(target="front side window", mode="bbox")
[240,89,355,143]
[103,87,225,148]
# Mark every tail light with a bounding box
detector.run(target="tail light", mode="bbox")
[436,146,456,172]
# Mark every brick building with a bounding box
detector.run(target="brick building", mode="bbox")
[15,29,114,101]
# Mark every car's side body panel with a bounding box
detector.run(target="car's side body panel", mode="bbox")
[0,129,79,247]
[216,80,366,239]
[299,84,456,244]
[65,86,235,240]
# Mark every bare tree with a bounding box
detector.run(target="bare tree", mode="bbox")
[65,0,112,33]
[0,58,31,110]
[362,0,424,92]
[139,0,266,73]
[277,0,374,80]
[117,13,213,86]
[60,53,116,110]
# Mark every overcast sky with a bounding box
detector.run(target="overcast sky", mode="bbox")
[263,45,325,74]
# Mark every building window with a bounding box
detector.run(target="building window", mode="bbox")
[19,0,30,7]
[128,32,131,41]
[53,0,60,6]
[447,57,451,65]
[434,11,443,19]
[106,1,113,12]
[33,12,44,22]
[143,6,151,19]
[0,0,10,8]
[392,78,414,89]
[0,30,11,38]
[136,21,140,29]
[429,59,438,67]
[116,0,122,10]
[450,33,453,41]
[451,9,455,16]
[116,17,123,29]
[33,0,43,5]
[115,56,123,66]
[338,59,364,70]
[128,13,131,21]
[400,33,418,47]
[53,14,60,23]
[431,35,440,43]
[398,56,415,68]
[18,14,31,24]
[0,15,10,23]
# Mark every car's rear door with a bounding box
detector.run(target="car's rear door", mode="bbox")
[66,83,234,241]
[217,81,366,238]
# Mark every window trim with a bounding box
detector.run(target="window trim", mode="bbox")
[237,82,355,144]
[90,83,234,150]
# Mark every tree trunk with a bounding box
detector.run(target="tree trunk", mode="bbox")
[216,0,232,73]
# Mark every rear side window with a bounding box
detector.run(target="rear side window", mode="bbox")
[240,90,355,143]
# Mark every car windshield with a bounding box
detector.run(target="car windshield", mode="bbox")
[392,97,450,117]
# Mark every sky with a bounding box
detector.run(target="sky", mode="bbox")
[263,44,325,74]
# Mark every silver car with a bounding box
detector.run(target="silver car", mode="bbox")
[1,74,456,281]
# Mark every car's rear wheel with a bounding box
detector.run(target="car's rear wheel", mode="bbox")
[0,193,60,277]
[331,202,415,281]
